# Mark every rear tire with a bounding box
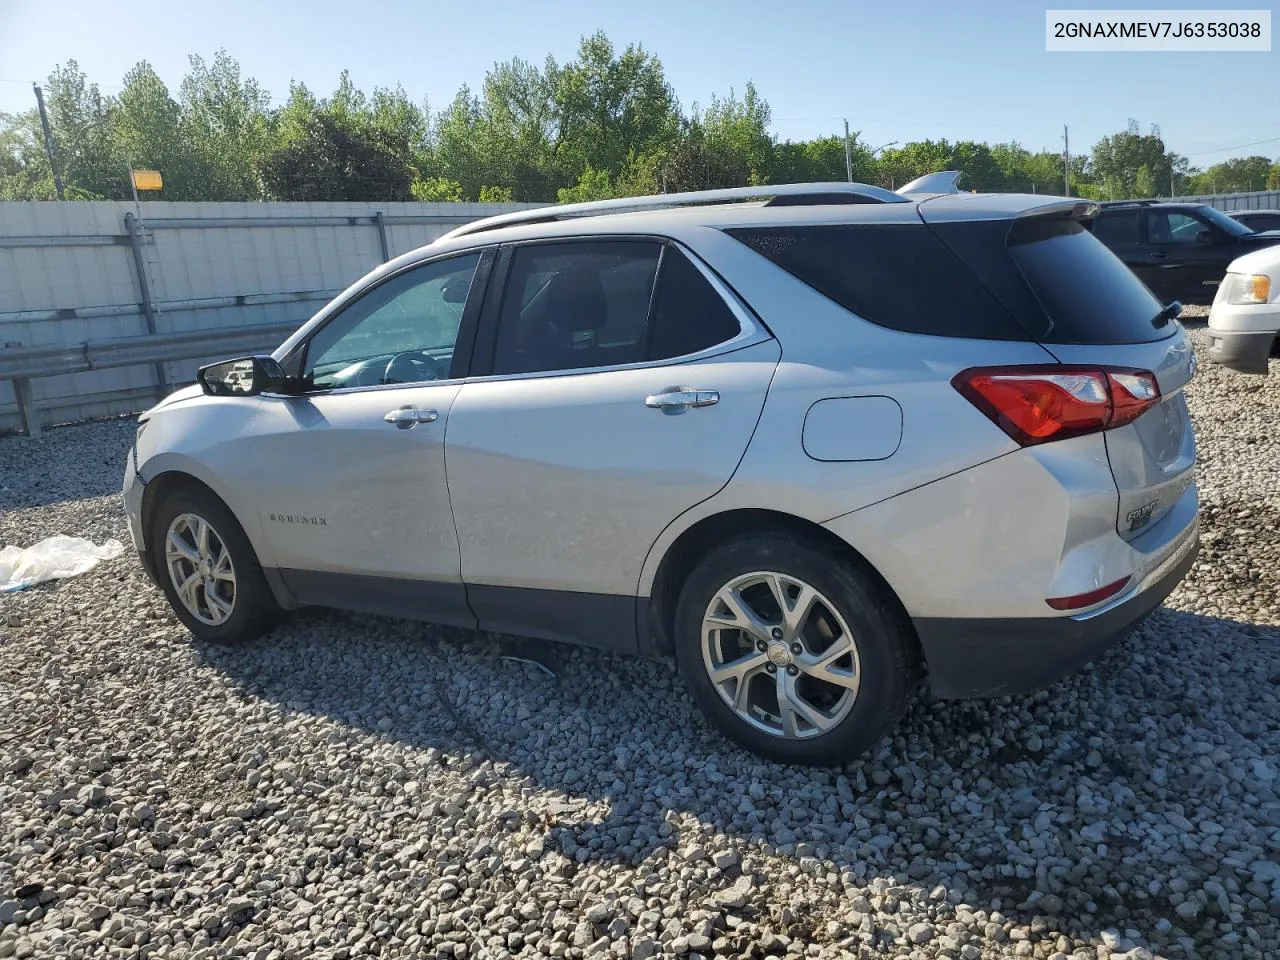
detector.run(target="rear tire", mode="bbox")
[149,486,280,644]
[674,534,915,766]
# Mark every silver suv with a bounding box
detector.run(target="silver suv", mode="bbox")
[123,182,1200,765]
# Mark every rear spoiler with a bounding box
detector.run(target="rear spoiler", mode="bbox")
[1015,199,1100,221]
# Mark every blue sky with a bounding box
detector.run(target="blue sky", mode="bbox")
[0,0,1276,166]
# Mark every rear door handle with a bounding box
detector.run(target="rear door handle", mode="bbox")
[644,388,719,414]
[384,406,438,429]
[1148,250,1166,260]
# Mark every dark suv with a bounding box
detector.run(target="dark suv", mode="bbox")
[1089,200,1280,304]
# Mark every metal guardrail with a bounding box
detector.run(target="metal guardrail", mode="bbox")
[1,320,299,437]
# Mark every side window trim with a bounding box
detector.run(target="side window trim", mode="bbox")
[639,244,669,363]
[468,234,769,386]
[277,247,495,390]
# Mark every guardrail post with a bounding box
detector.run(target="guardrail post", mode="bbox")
[13,377,40,437]
[124,212,168,397]
[374,211,391,262]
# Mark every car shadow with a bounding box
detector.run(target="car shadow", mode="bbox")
[194,603,1280,956]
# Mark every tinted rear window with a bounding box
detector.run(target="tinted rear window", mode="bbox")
[1006,218,1168,344]
[726,224,1031,341]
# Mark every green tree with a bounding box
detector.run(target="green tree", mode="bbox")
[260,77,416,201]
[1133,163,1156,198]
[699,83,774,184]
[411,176,462,201]
[478,184,514,202]
[550,32,681,183]
[113,62,196,199]
[0,110,57,199]
[179,50,274,200]
[1186,155,1274,194]
[1087,120,1180,198]
[42,60,121,198]
[556,167,615,203]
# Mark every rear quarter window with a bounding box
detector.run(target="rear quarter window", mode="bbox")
[725,224,1031,341]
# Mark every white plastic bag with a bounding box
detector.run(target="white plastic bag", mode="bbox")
[0,535,125,593]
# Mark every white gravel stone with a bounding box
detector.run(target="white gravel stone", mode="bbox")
[1,324,1278,959]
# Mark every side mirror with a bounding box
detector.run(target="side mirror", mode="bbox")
[1194,230,1218,246]
[196,355,287,397]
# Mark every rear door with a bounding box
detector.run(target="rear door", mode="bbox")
[445,238,779,646]
[1142,208,1229,304]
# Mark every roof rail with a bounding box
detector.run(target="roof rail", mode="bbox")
[440,181,907,240]
[1098,199,1165,207]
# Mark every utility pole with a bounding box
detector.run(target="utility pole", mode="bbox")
[843,119,853,182]
[1062,124,1070,197]
[33,83,65,200]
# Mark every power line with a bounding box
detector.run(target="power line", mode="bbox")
[1180,135,1280,158]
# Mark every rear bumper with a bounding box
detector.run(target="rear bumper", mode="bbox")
[1207,329,1276,375]
[915,518,1199,699]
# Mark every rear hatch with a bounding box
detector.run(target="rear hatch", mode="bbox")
[922,198,1197,539]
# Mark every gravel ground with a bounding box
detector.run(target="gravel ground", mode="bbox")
[2,320,1278,960]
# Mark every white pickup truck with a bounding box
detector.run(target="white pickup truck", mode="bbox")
[1208,245,1280,374]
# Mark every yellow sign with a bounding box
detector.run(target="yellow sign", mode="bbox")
[131,169,163,191]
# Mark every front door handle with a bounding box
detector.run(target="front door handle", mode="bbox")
[644,387,719,414]
[1149,250,1166,260]
[384,406,439,429]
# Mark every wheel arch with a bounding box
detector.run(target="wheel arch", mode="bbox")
[139,468,296,610]
[643,507,919,664]
[140,471,230,578]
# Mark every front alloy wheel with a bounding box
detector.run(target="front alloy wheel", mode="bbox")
[164,512,237,625]
[149,485,279,644]
[702,571,860,739]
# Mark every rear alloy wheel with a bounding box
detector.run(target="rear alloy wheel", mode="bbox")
[676,536,914,765]
[701,571,861,740]
[150,487,280,644]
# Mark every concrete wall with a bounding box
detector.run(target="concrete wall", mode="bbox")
[0,200,534,433]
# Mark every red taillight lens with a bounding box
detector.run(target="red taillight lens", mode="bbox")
[953,366,1160,447]
[1107,371,1161,427]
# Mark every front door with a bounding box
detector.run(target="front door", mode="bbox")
[239,250,488,626]
[444,239,780,649]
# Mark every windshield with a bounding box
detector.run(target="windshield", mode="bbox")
[1199,205,1254,237]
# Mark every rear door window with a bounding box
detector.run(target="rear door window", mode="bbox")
[649,247,743,360]
[491,241,745,377]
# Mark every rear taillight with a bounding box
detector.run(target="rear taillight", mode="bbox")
[952,365,1161,447]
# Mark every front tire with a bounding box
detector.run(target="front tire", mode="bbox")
[149,486,280,644]
[674,535,915,766]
